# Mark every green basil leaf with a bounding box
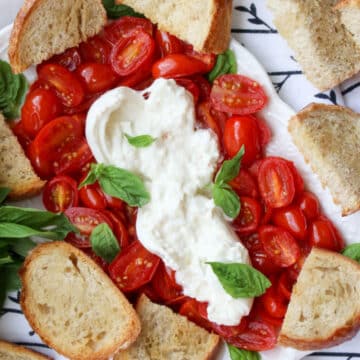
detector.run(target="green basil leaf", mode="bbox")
[215,146,245,185]
[79,165,98,188]
[0,248,13,265]
[0,223,64,240]
[342,243,360,263]
[207,262,271,298]
[212,184,241,219]
[2,261,22,291]
[228,344,261,360]
[0,187,10,204]
[10,238,37,258]
[102,0,144,19]
[208,49,238,82]
[90,223,120,263]
[125,133,156,148]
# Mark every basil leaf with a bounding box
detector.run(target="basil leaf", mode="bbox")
[212,184,241,219]
[3,261,22,291]
[0,187,10,204]
[81,163,150,207]
[102,0,144,19]
[10,238,37,258]
[90,223,120,263]
[207,262,271,298]
[342,243,360,263]
[0,223,65,240]
[228,344,261,360]
[208,49,238,82]
[215,146,245,185]
[125,133,156,148]
[79,166,98,188]
[0,249,13,265]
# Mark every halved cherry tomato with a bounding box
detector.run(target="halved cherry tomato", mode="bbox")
[103,16,153,45]
[10,120,32,150]
[229,169,259,198]
[155,30,184,57]
[232,196,262,235]
[83,248,108,272]
[104,193,124,210]
[152,54,209,79]
[210,74,267,115]
[256,117,272,147]
[63,93,102,115]
[196,101,222,139]
[38,64,85,107]
[175,78,200,104]
[42,175,78,212]
[110,30,155,77]
[76,63,119,93]
[21,88,62,138]
[179,299,213,331]
[260,284,287,319]
[258,157,295,208]
[309,218,342,251]
[277,271,295,301]
[183,45,216,73]
[79,35,112,64]
[79,182,107,210]
[64,207,113,248]
[258,225,301,267]
[109,240,160,292]
[298,192,320,220]
[104,210,129,248]
[286,160,304,195]
[251,299,284,328]
[44,47,82,71]
[272,205,307,241]
[223,115,261,166]
[192,75,212,102]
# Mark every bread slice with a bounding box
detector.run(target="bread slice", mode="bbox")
[335,0,360,46]
[266,0,360,90]
[0,340,51,360]
[115,295,220,360]
[115,0,232,54]
[288,103,360,216]
[8,0,106,73]
[279,247,360,350]
[0,115,45,199]
[20,242,141,360]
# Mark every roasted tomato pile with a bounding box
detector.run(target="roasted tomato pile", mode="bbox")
[12,16,344,352]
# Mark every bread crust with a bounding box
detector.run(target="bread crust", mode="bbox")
[20,242,141,360]
[0,340,51,359]
[288,102,360,216]
[334,0,360,10]
[8,178,46,200]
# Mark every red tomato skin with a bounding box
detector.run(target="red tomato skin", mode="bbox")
[179,299,213,332]
[76,63,119,93]
[152,54,208,79]
[298,192,320,220]
[155,29,184,57]
[183,45,216,72]
[223,115,261,166]
[44,47,82,71]
[272,205,308,241]
[258,157,296,209]
[286,160,304,195]
[277,271,295,301]
[309,218,342,251]
[79,35,112,64]
[230,169,259,198]
[260,284,287,319]
[21,88,62,138]
[10,120,32,150]
[175,78,200,104]
[104,210,129,249]
[192,75,212,102]
[196,101,223,140]
[256,117,272,147]
[42,175,78,213]
[79,182,107,210]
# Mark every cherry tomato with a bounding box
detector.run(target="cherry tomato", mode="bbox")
[232,196,262,235]
[258,157,296,208]
[309,218,342,251]
[251,299,284,328]
[210,74,267,115]
[10,120,32,149]
[38,64,85,107]
[183,45,216,72]
[211,318,249,339]
[286,160,304,195]
[256,117,272,147]
[272,205,308,241]
[104,193,124,210]
[103,16,153,45]
[175,78,200,104]
[44,47,82,71]
[179,299,213,331]
[155,29,184,57]
[229,169,259,198]
[118,68,153,89]
[196,101,222,139]
[21,88,62,138]
[64,207,113,248]
[109,240,160,292]
[260,284,287,319]
[79,35,112,64]
[104,210,129,248]
[298,192,320,220]
[76,63,119,93]
[79,182,107,210]
[248,159,262,179]
[110,30,155,77]
[83,248,108,272]
[192,75,212,102]
[259,225,301,267]
[42,175,78,212]
[152,54,209,79]
[63,93,102,115]
[223,115,261,166]
[277,271,295,301]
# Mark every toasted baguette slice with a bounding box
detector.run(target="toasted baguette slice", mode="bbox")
[0,340,51,360]
[115,295,220,360]
[0,114,45,199]
[8,0,106,73]
[20,242,141,360]
[115,0,232,54]
[335,0,360,46]
[288,103,360,216]
[267,0,360,90]
[279,248,360,350]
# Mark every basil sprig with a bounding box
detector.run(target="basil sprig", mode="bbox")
[102,0,144,19]
[207,262,271,298]
[342,243,360,263]
[125,133,156,148]
[208,49,237,83]
[90,223,120,263]
[228,344,261,360]
[0,60,28,119]
[80,163,150,207]
[0,188,10,204]
[211,146,245,219]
